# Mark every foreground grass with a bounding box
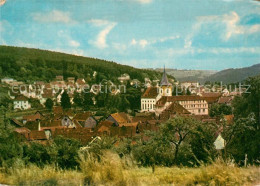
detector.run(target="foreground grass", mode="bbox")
[0,153,259,186]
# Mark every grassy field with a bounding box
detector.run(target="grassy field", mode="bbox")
[0,152,259,186]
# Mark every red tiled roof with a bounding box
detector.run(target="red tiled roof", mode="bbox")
[156,95,207,106]
[218,96,233,104]
[11,118,23,127]
[73,112,92,121]
[165,102,190,114]
[14,95,28,101]
[23,112,43,122]
[53,106,63,114]
[224,115,234,124]
[41,120,62,127]
[142,87,159,98]
[76,78,85,84]
[15,127,31,133]
[200,93,222,98]
[118,122,139,128]
[110,112,131,124]
[29,130,47,140]
[42,89,53,98]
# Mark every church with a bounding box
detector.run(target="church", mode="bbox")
[141,68,209,116]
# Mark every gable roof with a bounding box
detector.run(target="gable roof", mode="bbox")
[53,106,63,114]
[118,122,139,128]
[165,102,190,114]
[23,112,43,122]
[15,127,30,133]
[142,87,159,98]
[156,95,207,106]
[73,112,92,121]
[110,112,131,124]
[10,118,23,127]
[218,96,233,104]
[29,130,47,140]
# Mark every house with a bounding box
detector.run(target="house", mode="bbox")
[56,75,64,82]
[28,130,48,141]
[118,73,130,83]
[130,79,141,87]
[96,120,115,136]
[144,78,152,88]
[181,81,199,89]
[67,77,75,83]
[75,78,86,92]
[22,111,44,124]
[13,95,31,110]
[73,112,97,129]
[1,77,14,84]
[218,96,233,106]
[141,87,160,112]
[40,89,54,105]
[158,102,191,120]
[53,128,93,144]
[53,106,63,115]
[198,92,222,107]
[106,112,132,126]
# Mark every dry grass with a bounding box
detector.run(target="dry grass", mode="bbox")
[0,153,259,186]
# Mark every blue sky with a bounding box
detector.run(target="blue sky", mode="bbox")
[0,0,259,70]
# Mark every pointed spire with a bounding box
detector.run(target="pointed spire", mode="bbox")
[160,65,172,86]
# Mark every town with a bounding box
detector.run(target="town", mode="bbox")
[1,68,241,143]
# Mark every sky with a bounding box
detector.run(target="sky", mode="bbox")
[0,0,259,70]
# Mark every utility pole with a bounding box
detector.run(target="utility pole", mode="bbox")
[244,154,248,167]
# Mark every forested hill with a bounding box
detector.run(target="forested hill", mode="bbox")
[203,64,260,84]
[0,46,164,83]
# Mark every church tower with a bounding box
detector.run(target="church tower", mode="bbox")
[159,66,172,96]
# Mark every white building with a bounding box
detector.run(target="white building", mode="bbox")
[141,68,209,116]
[13,95,31,110]
[1,77,14,84]
[141,68,172,112]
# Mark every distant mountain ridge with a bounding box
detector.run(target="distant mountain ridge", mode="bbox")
[204,64,260,83]
[0,46,165,83]
[154,68,217,83]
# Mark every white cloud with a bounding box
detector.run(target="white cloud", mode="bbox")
[222,11,260,40]
[130,38,147,48]
[130,39,137,45]
[186,11,260,45]
[69,40,80,47]
[89,19,117,49]
[130,35,179,48]
[32,10,76,24]
[139,39,148,48]
[135,0,152,4]
[0,0,6,6]
[57,30,80,48]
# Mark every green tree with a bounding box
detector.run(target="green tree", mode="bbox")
[160,116,200,163]
[73,92,83,108]
[210,103,232,117]
[45,98,54,110]
[83,92,93,110]
[61,91,71,109]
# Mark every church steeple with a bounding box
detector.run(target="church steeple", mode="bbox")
[160,66,172,86]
